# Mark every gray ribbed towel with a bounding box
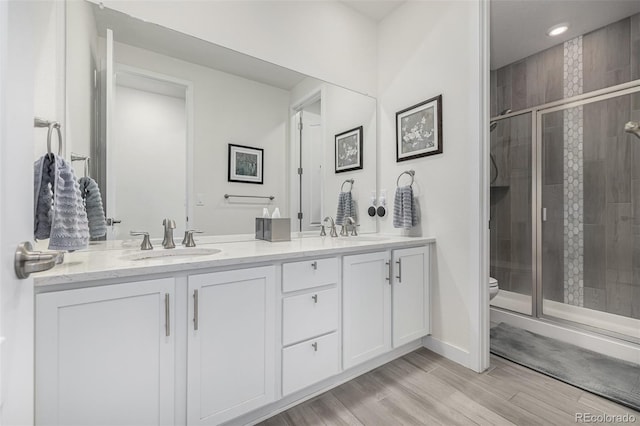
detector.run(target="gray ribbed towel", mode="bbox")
[393,185,418,229]
[336,191,357,225]
[79,176,107,239]
[34,154,90,251]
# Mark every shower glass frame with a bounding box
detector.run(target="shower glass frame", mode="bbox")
[490,79,640,344]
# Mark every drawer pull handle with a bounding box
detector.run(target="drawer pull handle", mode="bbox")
[312,342,318,351]
[396,259,402,283]
[312,294,318,303]
[311,261,318,270]
[386,261,391,283]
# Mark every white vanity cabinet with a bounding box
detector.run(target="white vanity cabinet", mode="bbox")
[187,266,276,426]
[281,257,341,396]
[34,238,434,426]
[343,246,430,369]
[342,251,392,369]
[35,278,176,426]
[392,246,431,347]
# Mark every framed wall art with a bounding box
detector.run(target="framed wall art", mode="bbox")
[228,144,264,184]
[335,126,363,173]
[396,94,442,162]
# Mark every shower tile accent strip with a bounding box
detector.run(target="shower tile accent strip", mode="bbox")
[563,36,584,307]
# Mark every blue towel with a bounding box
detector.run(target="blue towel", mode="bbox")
[393,185,418,229]
[79,176,107,239]
[336,191,357,225]
[34,154,90,251]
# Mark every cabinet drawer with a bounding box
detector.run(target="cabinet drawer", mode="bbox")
[282,257,339,292]
[282,287,338,346]
[282,332,340,396]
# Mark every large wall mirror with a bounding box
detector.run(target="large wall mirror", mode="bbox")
[65,0,377,240]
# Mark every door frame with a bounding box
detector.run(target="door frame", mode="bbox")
[473,0,491,373]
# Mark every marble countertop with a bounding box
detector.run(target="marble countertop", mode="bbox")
[34,235,435,287]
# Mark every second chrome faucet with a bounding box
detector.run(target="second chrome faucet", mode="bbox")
[162,218,176,249]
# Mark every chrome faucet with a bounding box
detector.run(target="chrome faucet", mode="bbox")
[321,216,338,237]
[162,218,176,249]
[346,217,358,236]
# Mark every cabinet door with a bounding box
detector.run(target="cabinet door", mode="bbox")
[36,278,176,426]
[392,246,430,347]
[187,266,276,425]
[342,251,391,369]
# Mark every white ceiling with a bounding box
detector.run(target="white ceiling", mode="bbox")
[340,0,405,22]
[491,0,640,70]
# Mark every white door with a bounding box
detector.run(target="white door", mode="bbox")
[392,246,430,348]
[342,251,392,369]
[187,267,276,425]
[300,105,323,231]
[36,279,176,426]
[0,2,48,424]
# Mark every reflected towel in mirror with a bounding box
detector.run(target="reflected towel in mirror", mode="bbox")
[336,191,357,226]
[79,176,107,239]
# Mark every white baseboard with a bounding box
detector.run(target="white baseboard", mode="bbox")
[491,308,640,364]
[422,335,471,369]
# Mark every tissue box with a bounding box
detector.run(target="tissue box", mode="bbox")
[256,218,291,242]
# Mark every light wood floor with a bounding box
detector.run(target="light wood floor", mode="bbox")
[260,347,639,425]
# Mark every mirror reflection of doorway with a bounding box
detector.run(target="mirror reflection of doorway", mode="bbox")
[109,67,189,239]
[294,98,323,232]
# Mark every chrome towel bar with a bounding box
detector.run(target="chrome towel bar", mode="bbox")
[224,194,275,201]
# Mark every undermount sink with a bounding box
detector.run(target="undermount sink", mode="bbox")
[122,247,221,261]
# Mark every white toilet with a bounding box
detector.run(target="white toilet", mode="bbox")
[489,277,499,300]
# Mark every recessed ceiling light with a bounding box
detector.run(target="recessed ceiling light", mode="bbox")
[547,23,569,37]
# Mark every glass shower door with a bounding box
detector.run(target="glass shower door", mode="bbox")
[539,92,640,342]
[490,113,533,315]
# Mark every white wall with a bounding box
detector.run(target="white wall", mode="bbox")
[93,0,378,96]
[112,85,186,239]
[378,1,483,360]
[112,42,290,235]
[66,0,99,160]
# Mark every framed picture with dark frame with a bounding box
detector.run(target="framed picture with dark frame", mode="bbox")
[228,144,264,184]
[335,126,363,173]
[396,94,442,162]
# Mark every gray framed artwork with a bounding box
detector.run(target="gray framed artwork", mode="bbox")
[335,126,363,173]
[396,94,442,162]
[228,144,263,184]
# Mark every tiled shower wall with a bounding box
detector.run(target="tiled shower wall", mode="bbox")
[490,14,640,319]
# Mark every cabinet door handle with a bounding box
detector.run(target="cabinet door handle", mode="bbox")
[311,261,318,270]
[396,259,402,283]
[165,293,170,337]
[385,261,391,283]
[193,289,199,331]
[312,342,318,351]
[312,294,318,303]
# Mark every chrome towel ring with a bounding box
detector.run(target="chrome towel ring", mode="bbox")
[341,178,354,192]
[396,170,415,187]
[34,117,62,157]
